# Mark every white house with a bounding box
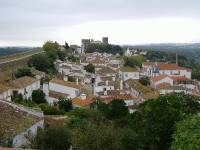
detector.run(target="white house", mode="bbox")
[150,75,193,95]
[119,67,139,81]
[142,62,192,79]
[49,79,81,99]
[94,81,119,96]
[9,76,40,99]
[150,75,174,88]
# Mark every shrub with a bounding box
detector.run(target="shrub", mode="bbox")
[15,67,32,78]
[58,99,72,112]
[35,127,71,150]
[40,105,65,115]
[32,89,46,104]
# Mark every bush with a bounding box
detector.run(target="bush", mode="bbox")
[11,94,23,103]
[170,115,200,150]
[139,76,150,86]
[15,67,32,78]
[124,55,144,68]
[85,43,123,55]
[28,54,51,72]
[32,89,46,104]
[84,63,95,73]
[35,127,71,150]
[40,105,65,115]
[98,99,129,120]
[58,99,72,112]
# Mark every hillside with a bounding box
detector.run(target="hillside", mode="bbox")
[0,47,34,56]
[130,43,200,62]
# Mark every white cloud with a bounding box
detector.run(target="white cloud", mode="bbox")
[0,0,200,46]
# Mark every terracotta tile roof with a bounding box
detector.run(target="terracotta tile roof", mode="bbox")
[107,90,120,95]
[170,76,190,81]
[156,83,171,89]
[9,76,38,89]
[151,75,169,82]
[96,67,116,75]
[50,78,82,89]
[90,58,105,64]
[72,96,94,107]
[0,84,9,93]
[143,62,192,72]
[31,68,45,76]
[157,63,184,70]
[102,94,137,103]
[125,79,159,100]
[108,80,120,89]
[49,90,69,99]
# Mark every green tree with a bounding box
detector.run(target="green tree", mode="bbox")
[11,94,23,103]
[84,63,95,73]
[98,99,129,120]
[192,63,200,80]
[32,89,46,104]
[124,55,144,67]
[58,99,72,112]
[28,54,51,72]
[170,115,200,150]
[85,43,123,55]
[72,124,123,150]
[15,67,32,78]
[128,94,200,150]
[139,76,150,86]
[64,42,70,49]
[57,50,67,61]
[67,55,79,62]
[43,41,60,52]
[35,127,71,150]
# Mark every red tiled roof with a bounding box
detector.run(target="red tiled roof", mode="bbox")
[72,96,94,107]
[143,62,192,72]
[170,76,190,81]
[156,83,171,89]
[151,75,169,82]
[102,94,137,103]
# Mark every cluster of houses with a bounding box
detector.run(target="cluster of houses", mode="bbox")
[0,51,199,113]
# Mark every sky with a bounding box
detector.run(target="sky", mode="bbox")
[0,0,200,46]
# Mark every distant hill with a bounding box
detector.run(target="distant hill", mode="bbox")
[129,43,200,62]
[0,47,34,56]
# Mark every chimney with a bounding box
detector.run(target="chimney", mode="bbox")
[76,78,79,85]
[120,79,123,90]
[104,90,107,96]
[63,75,68,81]
[80,94,86,100]
[112,75,115,81]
